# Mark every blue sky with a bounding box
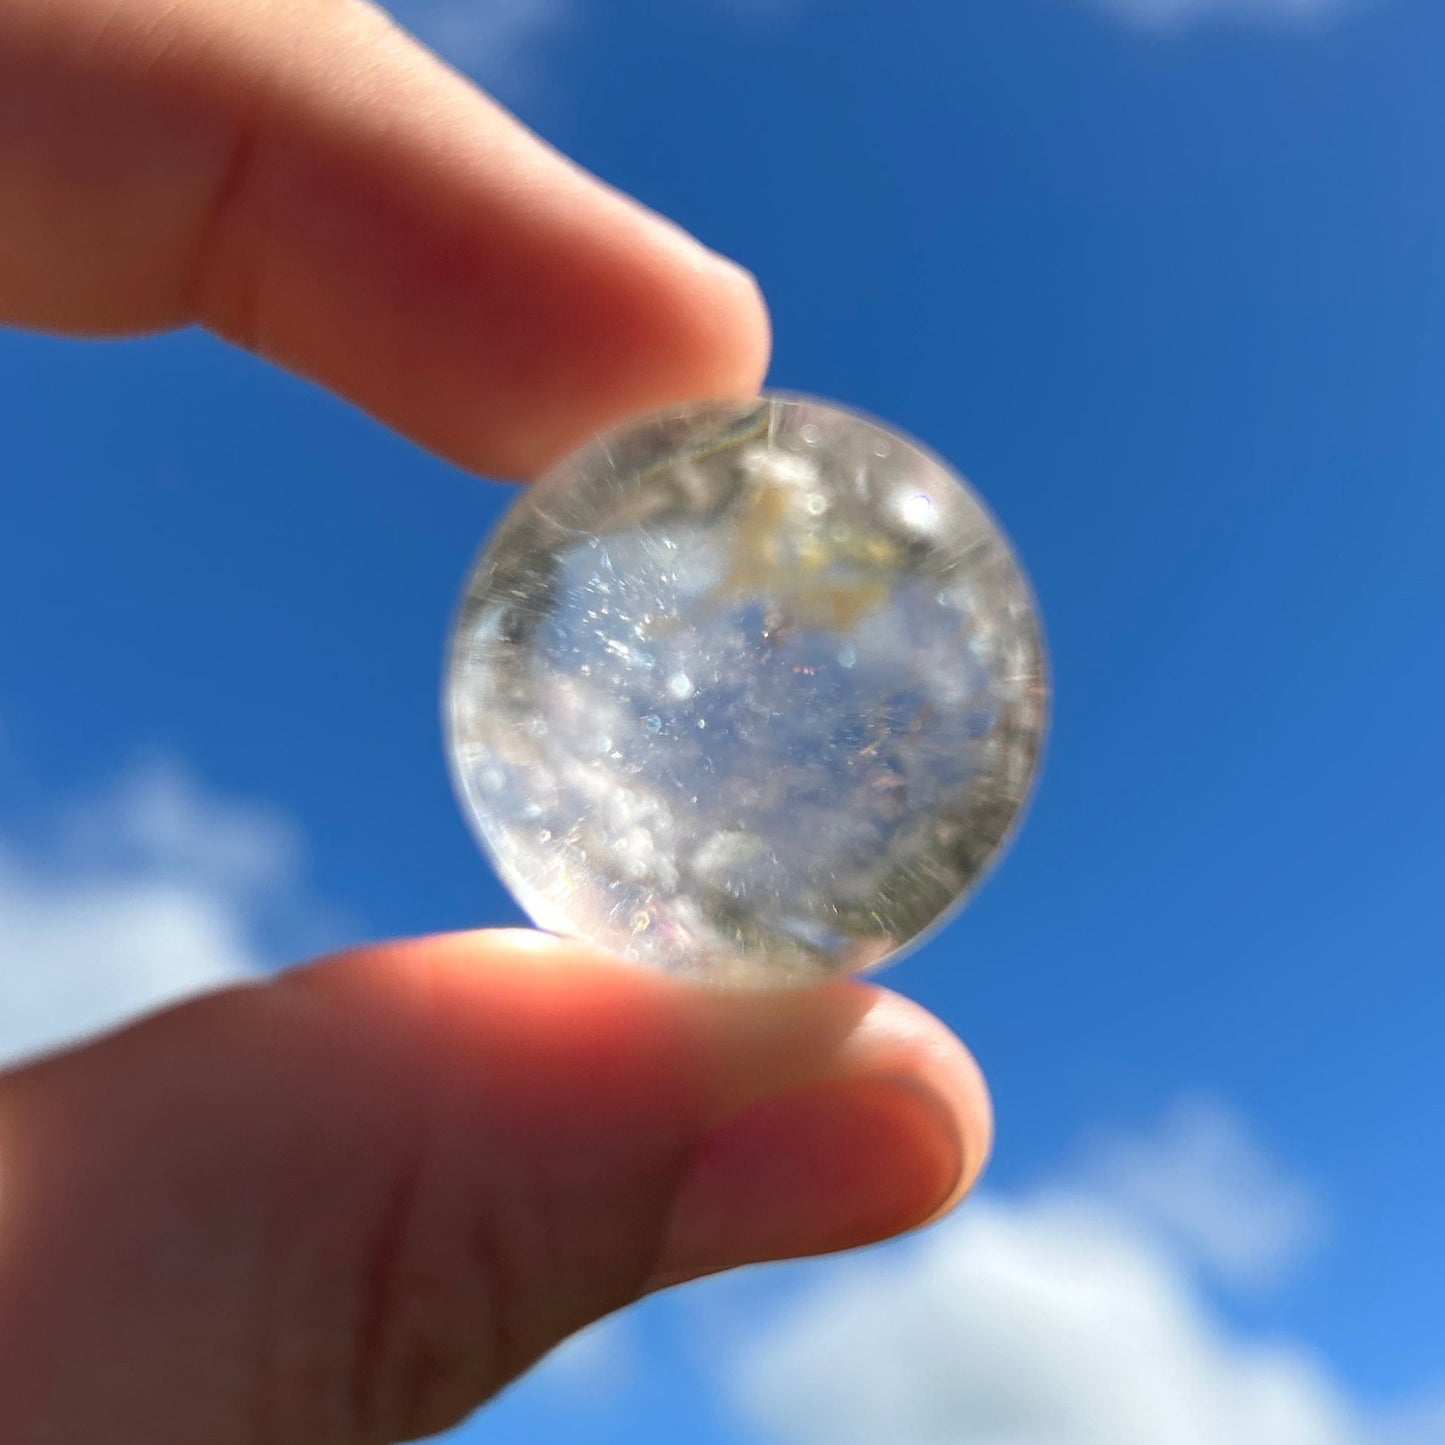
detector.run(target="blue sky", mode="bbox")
[2,0,1442,1440]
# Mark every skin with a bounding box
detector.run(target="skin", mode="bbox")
[0,3,995,1442]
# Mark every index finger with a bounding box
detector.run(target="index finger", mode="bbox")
[0,0,771,477]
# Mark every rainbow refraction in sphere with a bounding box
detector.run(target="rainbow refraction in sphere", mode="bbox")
[447,396,1047,984]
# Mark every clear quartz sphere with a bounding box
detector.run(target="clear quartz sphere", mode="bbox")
[446,396,1047,985]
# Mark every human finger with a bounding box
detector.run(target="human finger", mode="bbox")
[0,929,989,1444]
[0,0,770,477]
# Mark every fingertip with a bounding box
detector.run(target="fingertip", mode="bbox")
[677,247,773,400]
[842,988,995,1210]
[655,1071,965,1283]
[649,988,989,1283]
[495,214,774,479]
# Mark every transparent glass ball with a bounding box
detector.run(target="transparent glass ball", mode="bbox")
[446,396,1047,985]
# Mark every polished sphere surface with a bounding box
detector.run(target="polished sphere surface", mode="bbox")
[447,396,1047,984]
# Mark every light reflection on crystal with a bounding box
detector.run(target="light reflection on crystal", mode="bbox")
[447,396,1048,985]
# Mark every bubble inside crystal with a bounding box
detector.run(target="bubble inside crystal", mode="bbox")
[446,396,1047,985]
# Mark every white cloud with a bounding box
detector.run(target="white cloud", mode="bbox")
[1080,1094,1327,1289]
[385,0,818,99]
[533,1312,640,1404]
[386,0,577,96]
[726,1100,1439,1445]
[0,758,344,1069]
[383,0,1354,99]
[1379,1401,1445,1445]
[1089,0,1352,31]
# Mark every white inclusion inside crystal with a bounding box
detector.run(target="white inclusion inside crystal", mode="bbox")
[900,492,935,528]
[668,672,696,700]
[800,423,822,446]
[804,492,828,516]
[837,644,857,669]
[763,452,817,488]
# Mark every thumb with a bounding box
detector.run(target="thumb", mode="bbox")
[0,931,990,1445]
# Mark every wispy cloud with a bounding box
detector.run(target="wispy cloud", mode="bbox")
[1080,1094,1328,1289]
[1090,0,1353,32]
[534,1313,640,1404]
[385,0,578,99]
[723,1099,1440,1445]
[385,0,818,102]
[0,756,345,1069]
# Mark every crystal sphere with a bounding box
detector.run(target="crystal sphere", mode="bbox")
[446,396,1047,985]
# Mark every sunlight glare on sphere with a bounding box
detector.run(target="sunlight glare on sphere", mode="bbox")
[446,396,1047,985]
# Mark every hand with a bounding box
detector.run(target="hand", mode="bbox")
[0,3,993,1442]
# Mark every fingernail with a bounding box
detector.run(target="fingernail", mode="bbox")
[629,199,762,296]
[653,1076,964,1287]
